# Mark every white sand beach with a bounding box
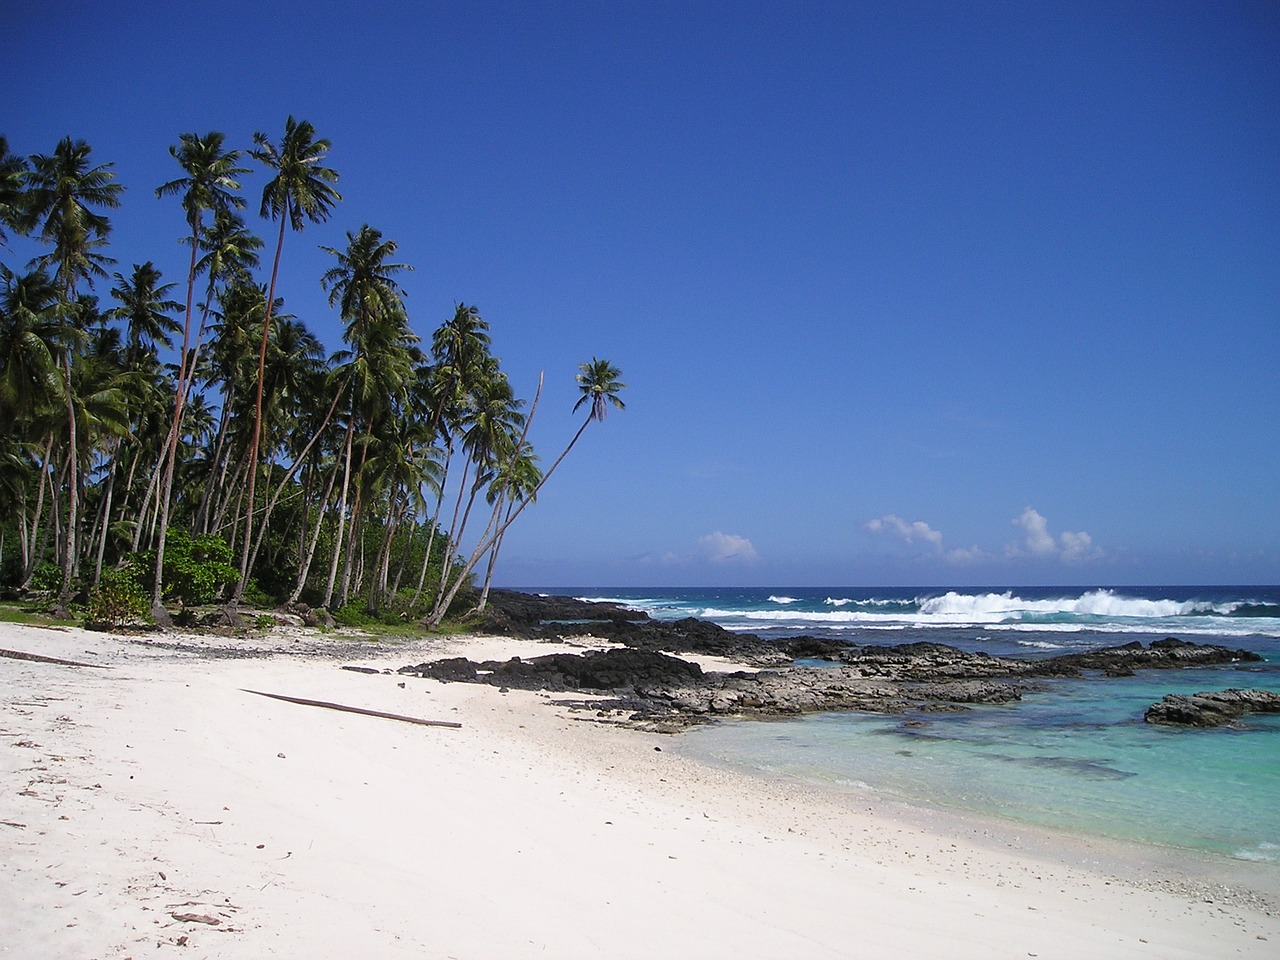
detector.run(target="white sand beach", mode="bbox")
[2,621,1277,959]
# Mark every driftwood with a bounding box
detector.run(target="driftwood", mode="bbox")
[242,689,462,729]
[0,647,108,669]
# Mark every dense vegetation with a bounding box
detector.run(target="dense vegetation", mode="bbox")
[0,122,624,629]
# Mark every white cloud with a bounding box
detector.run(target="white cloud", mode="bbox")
[1009,508,1101,562]
[865,515,944,549]
[944,545,989,565]
[1012,507,1058,556]
[866,514,985,565]
[698,531,760,563]
[1059,529,1097,562]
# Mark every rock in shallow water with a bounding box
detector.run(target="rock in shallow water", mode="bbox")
[1144,689,1280,727]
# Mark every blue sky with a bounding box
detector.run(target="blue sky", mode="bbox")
[5,1,1277,587]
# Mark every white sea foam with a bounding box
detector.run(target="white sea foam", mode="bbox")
[918,589,1234,621]
[768,595,799,605]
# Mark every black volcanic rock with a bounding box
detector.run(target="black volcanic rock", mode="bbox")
[417,592,1268,727]
[1048,638,1261,672]
[1144,689,1280,727]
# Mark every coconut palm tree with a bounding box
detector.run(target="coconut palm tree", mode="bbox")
[108,262,181,365]
[318,227,413,608]
[22,137,123,610]
[151,132,248,622]
[0,136,29,245]
[475,447,541,611]
[0,267,63,578]
[425,359,625,628]
[0,267,64,424]
[188,216,263,535]
[237,117,340,600]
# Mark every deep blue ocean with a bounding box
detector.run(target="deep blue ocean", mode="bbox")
[548,586,1280,873]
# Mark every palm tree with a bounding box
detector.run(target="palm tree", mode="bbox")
[108,262,181,365]
[187,213,263,536]
[318,226,412,608]
[0,267,64,424]
[425,359,625,627]
[237,117,340,601]
[475,447,541,611]
[0,267,63,580]
[23,137,123,610]
[152,132,248,622]
[0,136,29,245]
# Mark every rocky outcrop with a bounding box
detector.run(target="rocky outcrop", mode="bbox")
[400,648,1032,725]
[1144,689,1280,727]
[425,592,1267,728]
[1048,637,1260,672]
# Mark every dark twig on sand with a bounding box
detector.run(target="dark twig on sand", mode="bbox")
[241,689,462,729]
[0,648,109,669]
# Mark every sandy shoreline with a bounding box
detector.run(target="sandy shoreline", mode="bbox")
[2,622,1277,958]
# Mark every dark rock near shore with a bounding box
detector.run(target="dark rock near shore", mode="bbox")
[426,591,1266,727]
[1048,637,1261,672]
[1144,689,1280,727]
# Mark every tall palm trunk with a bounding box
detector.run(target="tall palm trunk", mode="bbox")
[244,378,345,585]
[288,456,340,604]
[337,429,370,607]
[22,435,54,585]
[429,397,602,631]
[235,214,287,601]
[322,413,356,608]
[54,343,79,615]
[149,228,202,625]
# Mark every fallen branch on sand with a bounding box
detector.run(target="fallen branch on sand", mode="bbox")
[0,648,108,669]
[241,689,462,729]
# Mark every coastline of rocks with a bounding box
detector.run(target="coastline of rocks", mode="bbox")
[400,591,1265,728]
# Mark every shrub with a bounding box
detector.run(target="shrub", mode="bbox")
[333,602,376,628]
[28,562,62,594]
[132,529,239,608]
[85,568,150,630]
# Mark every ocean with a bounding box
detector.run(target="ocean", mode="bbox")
[559,586,1280,875]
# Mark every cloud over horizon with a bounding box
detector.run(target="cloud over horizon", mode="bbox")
[1009,508,1102,562]
[865,514,986,565]
[867,509,1102,567]
[698,531,760,564]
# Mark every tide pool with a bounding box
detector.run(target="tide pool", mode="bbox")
[680,658,1280,870]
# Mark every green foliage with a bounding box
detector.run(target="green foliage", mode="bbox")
[164,529,238,605]
[85,566,150,629]
[133,528,238,607]
[29,561,63,594]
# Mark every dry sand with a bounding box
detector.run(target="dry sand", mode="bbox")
[2,620,1277,959]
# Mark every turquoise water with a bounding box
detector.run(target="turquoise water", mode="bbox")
[545,586,1280,869]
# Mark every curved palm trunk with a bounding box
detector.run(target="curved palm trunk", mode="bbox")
[410,434,453,609]
[235,215,287,602]
[244,379,345,580]
[288,456,341,604]
[150,225,203,626]
[429,411,586,628]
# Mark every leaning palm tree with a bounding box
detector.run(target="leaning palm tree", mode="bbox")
[151,132,248,622]
[425,359,625,628]
[236,117,340,601]
[22,137,123,611]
